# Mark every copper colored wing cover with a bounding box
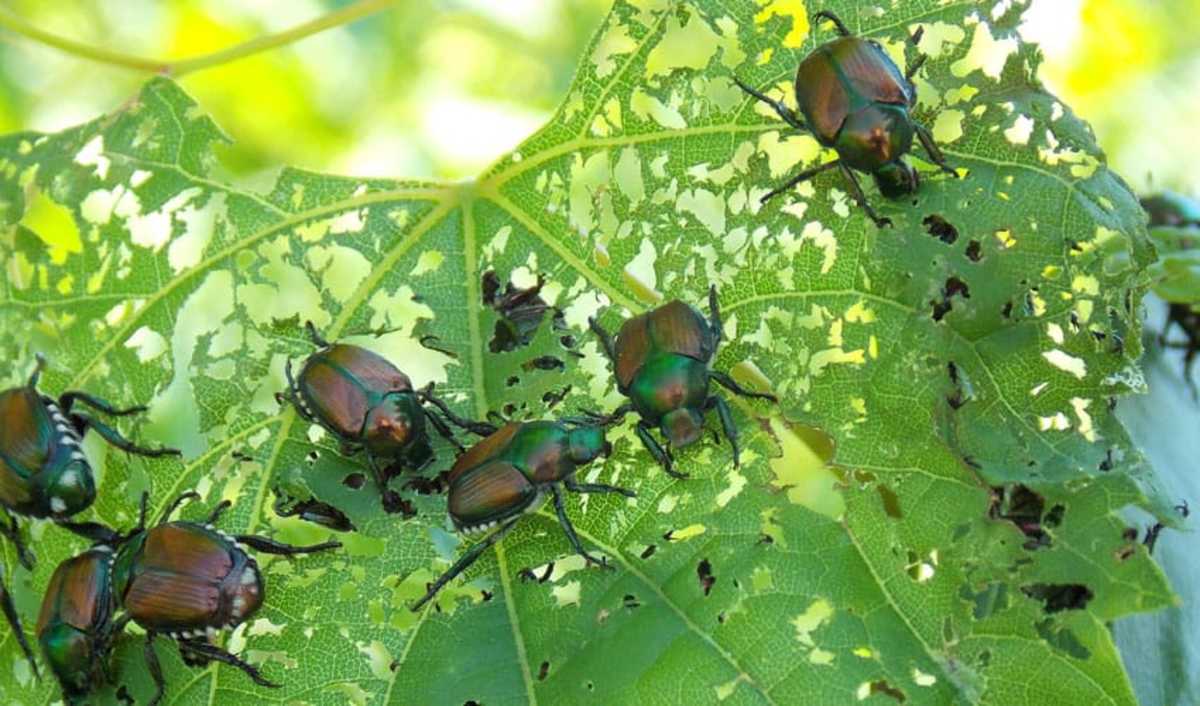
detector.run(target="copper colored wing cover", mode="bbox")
[122,524,233,629]
[449,423,522,483]
[0,387,52,476]
[448,460,535,527]
[829,37,910,106]
[36,551,107,634]
[301,343,410,438]
[794,44,850,143]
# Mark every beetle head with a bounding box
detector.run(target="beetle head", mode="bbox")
[661,407,704,449]
[364,393,422,456]
[567,425,609,464]
[837,105,914,172]
[42,455,96,518]
[873,159,920,198]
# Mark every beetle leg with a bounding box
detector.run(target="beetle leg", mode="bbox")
[732,77,808,131]
[837,163,892,228]
[550,485,611,569]
[411,517,521,611]
[69,413,182,458]
[813,10,852,37]
[417,334,459,359]
[277,359,316,422]
[564,477,637,499]
[914,122,958,177]
[587,317,618,363]
[710,370,777,403]
[706,284,723,341]
[419,385,497,437]
[57,391,147,417]
[178,639,281,688]
[0,511,34,570]
[565,403,631,428]
[0,573,39,680]
[158,491,201,525]
[760,160,842,205]
[635,421,686,479]
[304,320,330,348]
[57,519,120,544]
[235,533,342,555]
[205,499,233,525]
[707,396,743,468]
[422,408,465,453]
[144,632,166,706]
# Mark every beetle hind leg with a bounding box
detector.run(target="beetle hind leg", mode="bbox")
[0,575,40,680]
[550,485,611,569]
[144,633,167,706]
[733,77,808,131]
[419,385,497,438]
[564,476,636,499]
[178,639,281,688]
[710,370,777,403]
[813,10,852,37]
[410,517,520,611]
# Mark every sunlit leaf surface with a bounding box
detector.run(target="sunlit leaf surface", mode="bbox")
[0,1,1177,704]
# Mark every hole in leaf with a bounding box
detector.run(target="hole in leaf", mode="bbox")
[960,582,1009,619]
[481,590,493,602]
[523,355,565,372]
[542,385,572,408]
[931,277,970,321]
[537,661,550,681]
[506,375,520,386]
[877,485,903,518]
[1021,583,1094,613]
[1035,619,1091,660]
[1098,448,1114,472]
[482,270,564,353]
[404,471,449,495]
[343,473,366,490]
[1001,301,1014,319]
[861,679,907,703]
[116,686,134,706]
[623,594,641,609]
[640,544,657,559]
[697,559,715,596]
[306,450,320,465]
[923,214,959,244]
[965,239,983,261]
[989,484,1054,550]
[946,361,973,409]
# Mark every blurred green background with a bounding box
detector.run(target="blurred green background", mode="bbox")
[1,0,1198,703]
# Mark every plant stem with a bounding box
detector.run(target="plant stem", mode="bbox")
[0,0,396,78]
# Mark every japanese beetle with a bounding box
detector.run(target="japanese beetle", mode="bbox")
[0,355,178,675]
[109,491,341,706]
[1143,191,1200,229]
[588,286,776,478]
[37,545,126,704]
[482,270,565,352]
[273,488,356,532]
[277,322,489,513]
[735,10,957,227]
[410,420,633,610]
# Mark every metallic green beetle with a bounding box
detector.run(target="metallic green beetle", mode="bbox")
[410,419,633,610]
[735,10,957,226]
[37,545,126,704]
[278,322,489,513]
[0,356,178,676]
[110,492,341,706]
[588,286,776,478]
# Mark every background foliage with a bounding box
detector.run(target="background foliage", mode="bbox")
[0,1,1196,705]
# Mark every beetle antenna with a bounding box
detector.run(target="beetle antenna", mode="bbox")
[812,10,852,37]
[159,491,201,525]
[28,354,47,387]
[304,320,330,348]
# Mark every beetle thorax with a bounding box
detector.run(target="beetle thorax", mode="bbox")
[363,393,421,456]
[836,104,914,172]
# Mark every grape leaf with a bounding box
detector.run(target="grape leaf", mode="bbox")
[0,1,1178,705]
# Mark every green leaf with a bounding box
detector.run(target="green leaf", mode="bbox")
[0,1,1177,704]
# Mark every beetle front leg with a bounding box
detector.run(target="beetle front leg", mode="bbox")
[914,122,958,177]
[710,370,777,403]
[635,421,686,479]
[837,163,892,228]
[707,395,743,468]
[0,511,34,570]
[144,632,166,706]
[419,386,496,438]
[57,391,147,416]
[411,518,520,611]
[760,160,842,205]
[588,317,618,363]
[178,639,281,688]
[422,407,465,453]
[236,534,342,556]
[550,485,610,569]
[563,477,636,498]
[70,413,182,459]
[0,573,40,680]
[732,77,808,131]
